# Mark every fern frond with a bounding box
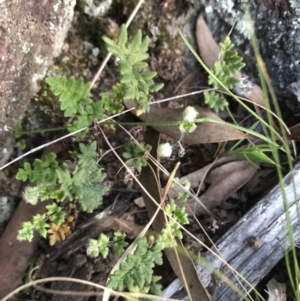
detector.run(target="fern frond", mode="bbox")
[102,24,163,114]
[46,76,92,117]
[204,90,228,112]
[204,36,245,111]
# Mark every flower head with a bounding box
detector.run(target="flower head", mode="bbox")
[23,186,40,205]
[157,143,172,158]
[182,106,199,122]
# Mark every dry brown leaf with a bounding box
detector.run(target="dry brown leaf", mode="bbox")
[168,155,243,197]
[196,15,265,107]
[0,143,63,299]
[134,196,145,208]
[109,217,144,238]
[135,156,252,214]
[290,122,300,137]
[47,222,72,246]
[196,15,220,68]
[125,101,246,143]
[241,82,265,108]
[0,200,49,298]
[185,160,257,215]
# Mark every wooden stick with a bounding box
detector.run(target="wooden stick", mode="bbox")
[163,162,300,300]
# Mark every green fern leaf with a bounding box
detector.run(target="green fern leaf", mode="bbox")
[138,78,150,94]
[16,162,32,182]
[32,213,48,238]
[123,85,136,99]
[117,24,128,50]
[152,250,163,265]
[98,234,109,258]
[77,184,106,213]
[133,61,148,69]
[134,52,149,62]
[150,82,164,92]
[46,76,91,117]
[204,90,228,112]
[140,36,150,53]
[150,282,163,296]
[51,210,65,226]
[17,221,34,242]
[124,276,134,291]
[205,36,245,113]
[119,60,133,75]
[142,71,156,80]
[78,142,97,163]
[143,268,153,284]
[120,74,136,84]
[105,44,124,58]
[128,29,142,53]
[101,35,116,47]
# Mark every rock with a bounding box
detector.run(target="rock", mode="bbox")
[190,0,300,120]
[0,0,76,166]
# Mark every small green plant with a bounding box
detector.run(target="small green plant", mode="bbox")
[46,76,104,137]
[102,24,164,115]
[203,36,245,112]
[17,142,108,242]
[15,23,164,250]
[107,236,163,297]
[13,124,27,150]
[86,182,191,299]
[43,25,163,139]
[87,231,128,258]
[121,141,152,172]
[16,139,26,150]
[106,210,189,297]
[179,105,200,133]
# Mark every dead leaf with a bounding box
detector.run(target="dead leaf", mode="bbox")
[196,15,265,107]
[168,155,245,199]
[48,222,72,246]
[134,156,253,216]
[240,81,265,108]
[0,200,49,298]
[195,15,220,68]
[185,160,257,215]
[290,122,300,138]
[266,278,286,301]
[125,101,246,143]
[0,143,63,298]
[134,197,145,208]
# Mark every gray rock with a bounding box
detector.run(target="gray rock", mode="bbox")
[0,195,17,234]
[0,0,76,166]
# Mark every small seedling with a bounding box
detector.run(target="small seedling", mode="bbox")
[121,141,152,172]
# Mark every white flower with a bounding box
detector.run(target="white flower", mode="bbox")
[23,186,39,205]
[182,106,199,122]
[157,143,172,158]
